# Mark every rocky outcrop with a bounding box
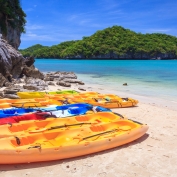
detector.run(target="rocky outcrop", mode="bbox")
[0,70,87,99]
[0,26,21,50]
[0,73,7,87]
[0,35,24,78]
[23,65,44,80]
[0,35,44,85]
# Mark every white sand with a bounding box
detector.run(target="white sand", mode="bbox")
[1,82,177,177]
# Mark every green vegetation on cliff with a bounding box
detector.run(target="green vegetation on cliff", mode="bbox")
[0,0,26,35]
[20,26,177,59]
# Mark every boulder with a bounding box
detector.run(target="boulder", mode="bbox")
[4,82,13,87]
[23,84,47,91]
[44,77,54,81]
[25,77,47,86]
[3,88,20,94]
[0,73,7,87]
[78,87,86,91]
[3,94,20,99]
[0,91,4,97]
[63,79,85,85]
[123,83,128,86]
[24,65,44,80]
[56,81,71,87]
[0,35,43,80]
[0,37,24,78]
[24,56,35,67]
[47,82,55,86]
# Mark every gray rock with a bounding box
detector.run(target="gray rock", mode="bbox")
[3,88,20,94]
[44,77,54,81]
[1,26,21,49]
[4,82,13,87]
[8,84,23,89]
[24,56,35,67]
[63,79,84,85]
[0,73,7,87]
[3,94,20,99]
[78,87,86,91]
[24,65,44,80]
[123,83,128,86]
[56,81,71,87]
[23,85,40,91]
[0,37,24,78]
[0,91,4,97]
[25,77,47,86]
[47,81,55,86]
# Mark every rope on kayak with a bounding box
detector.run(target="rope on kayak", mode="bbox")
[128,119,143,125]
[14,136,21,145]
[48,122,92,130]
[113,112,124,119]
[27,144,41,150]
[82,128,118,141]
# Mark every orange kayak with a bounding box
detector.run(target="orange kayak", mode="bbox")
[0,112,122,138]
[0,117,148,164]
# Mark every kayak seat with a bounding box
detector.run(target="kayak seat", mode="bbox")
[90,125,106,132]
[75,115,89,122]
[11,136,34,147]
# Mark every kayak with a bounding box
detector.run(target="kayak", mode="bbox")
[0,112,120,138]
[0,104,111,125]
[0,108,34,118]
[64,96,139,108]
[0,118,148,164]
[10,100,62,108]
[17,90,79,99]
[45,90,79,95]
[0,98,48,104]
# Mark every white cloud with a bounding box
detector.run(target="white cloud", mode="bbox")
[26,24,44,30]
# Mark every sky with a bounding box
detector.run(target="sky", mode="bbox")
[19,0,177,49]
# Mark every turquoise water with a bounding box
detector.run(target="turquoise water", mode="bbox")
[35,59,177,101]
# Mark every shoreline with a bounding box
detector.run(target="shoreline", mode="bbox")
[85,83,177,111]
[34,58,177,60]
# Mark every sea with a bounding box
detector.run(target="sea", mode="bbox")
[35,59,177,103]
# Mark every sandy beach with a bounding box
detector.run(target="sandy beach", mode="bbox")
[0,83,177,177]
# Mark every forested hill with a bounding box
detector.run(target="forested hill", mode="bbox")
[20,26,177,59]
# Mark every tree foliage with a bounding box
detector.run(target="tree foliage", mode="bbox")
[0,0,26,35]
[20,26,177,59]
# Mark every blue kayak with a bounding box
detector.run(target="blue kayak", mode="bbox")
[0,103,111,118]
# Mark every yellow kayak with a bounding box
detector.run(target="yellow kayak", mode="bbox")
[65,96,138,108]
[0,99,62,108]
[17,90,79,99]
[0,118,148,164]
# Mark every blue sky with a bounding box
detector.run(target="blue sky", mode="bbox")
[19,0,177,49]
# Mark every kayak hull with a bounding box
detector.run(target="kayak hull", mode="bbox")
[0,121,148,164]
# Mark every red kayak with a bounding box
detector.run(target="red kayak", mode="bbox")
[0,112,53,126]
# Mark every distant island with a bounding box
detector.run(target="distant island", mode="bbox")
[20,26,177,60]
